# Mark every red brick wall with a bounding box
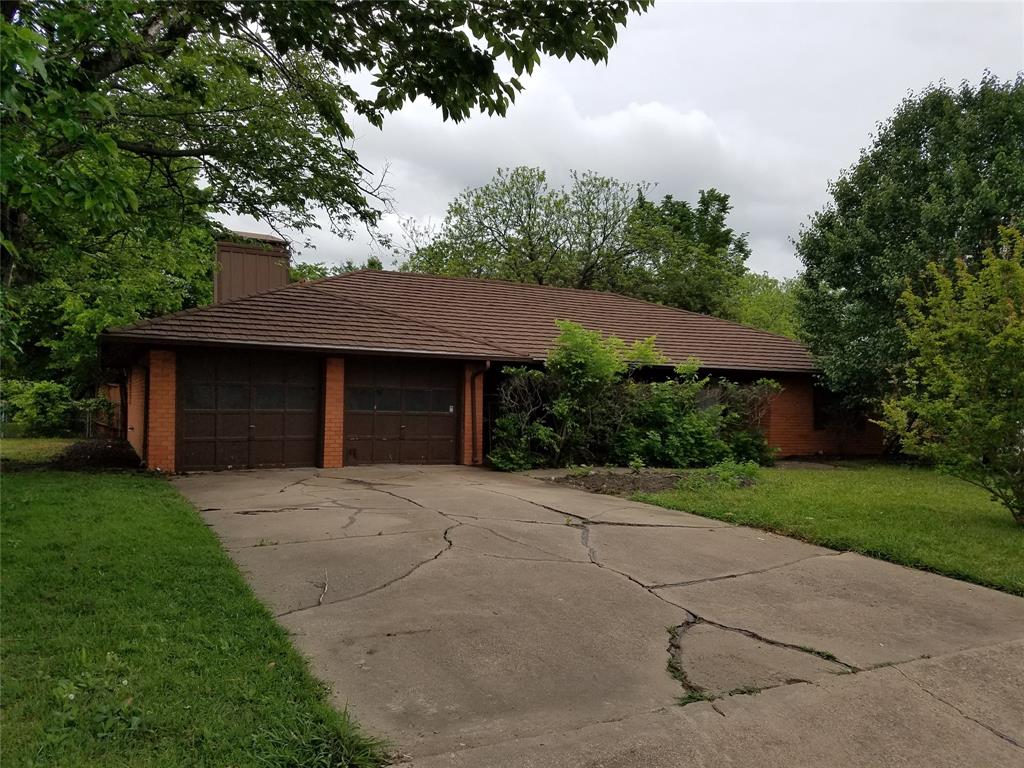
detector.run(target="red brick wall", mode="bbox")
[764,374,883,458]
[126,364,147,460]
[461,362,485,465]
[146,349,177,472]
[322,357,345,468]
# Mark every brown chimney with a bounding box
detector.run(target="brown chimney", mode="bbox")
[214,231,290,303]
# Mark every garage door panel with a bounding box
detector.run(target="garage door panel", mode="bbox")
[287,385,318,412]
[215,439,249,469]
[345,438,372,465]
[372,439,400,463]
[374,413,403,439]
[180,441,216,470]
[345,413,375,438]
[400,439,430,463]
[284,412,317,438]
[429,415,457,438]
[428,439,456,461]
[343,357,459,465]
[252,412,284,438]
[217,412,251,440]
[251,439,285,467]
[178,351,322,471]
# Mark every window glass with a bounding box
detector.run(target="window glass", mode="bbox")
[254,383,286,410]
[217,383,249,410]
[286,386,316,411]
[346,387,375,411]
[404,389,431,412]
[376,388,402,411]
[432,389,456,413]
[183,382,215,410]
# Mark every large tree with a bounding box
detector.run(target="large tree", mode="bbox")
[629,189,751,317]
[401,167,752,315]
[402,167,651,291]
[1,0,649,389]
[796,74,1024,407]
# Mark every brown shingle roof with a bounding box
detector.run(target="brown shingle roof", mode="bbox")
[103,270,816,373]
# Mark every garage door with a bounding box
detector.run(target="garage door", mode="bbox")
[344,357,459,464]
[178,350,321,470]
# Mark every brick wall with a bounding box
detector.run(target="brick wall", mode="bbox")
[764,374,883,458]
[460,362,485,465]
[322,357,345,468]
[125,364,147,460]
[146,349,177,472]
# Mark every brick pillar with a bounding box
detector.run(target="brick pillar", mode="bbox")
[460,362,485,465]
[322,357,345,468]
[146,349,176,472]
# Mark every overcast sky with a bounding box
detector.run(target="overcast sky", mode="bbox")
[219,1,1024,278]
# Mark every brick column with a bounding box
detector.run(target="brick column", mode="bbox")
[146,349,176,472]
[460,362,485,465]
[322,357,345,468]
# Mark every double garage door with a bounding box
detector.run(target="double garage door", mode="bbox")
[178,350,321,471]
[176,351,461,470]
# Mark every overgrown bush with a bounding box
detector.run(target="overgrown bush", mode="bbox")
[1,379,75,436]
[880,227,1024,525]
[489,322,779,471]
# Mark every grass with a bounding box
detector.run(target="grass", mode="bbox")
[1,469,388,767]
[0,437,77,464]
[638,462,1024,596]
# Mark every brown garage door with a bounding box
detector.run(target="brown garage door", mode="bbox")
[178,350,321,470]
[344,357,459,464]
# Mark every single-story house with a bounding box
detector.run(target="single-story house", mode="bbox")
[100,235,882,472]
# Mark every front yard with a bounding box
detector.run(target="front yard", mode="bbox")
[637,462,1023,596]
[1,466,386,767]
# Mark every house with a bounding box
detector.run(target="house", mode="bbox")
[100,235,882,472]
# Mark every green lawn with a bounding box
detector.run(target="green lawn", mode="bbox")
[1,470,387,767]
[639,463,1024,596]
[0,437,77,464]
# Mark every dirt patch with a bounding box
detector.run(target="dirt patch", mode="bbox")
[51,439,142,470]
[551,469,685,496]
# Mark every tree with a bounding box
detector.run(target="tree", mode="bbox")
[402,167,650,290]
[290,255,383,282]
[880,228,1024,525]
[734,272,801,338]
[2,1,649,390]
[401,167,751,315]
[796,74,1024,407]
[629,189,751,317]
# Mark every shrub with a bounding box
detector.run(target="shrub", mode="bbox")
[880,227,1024,525]
[489,322,779,471]
[2,379,76,436]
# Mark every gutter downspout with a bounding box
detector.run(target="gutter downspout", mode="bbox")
[470,360,491,465]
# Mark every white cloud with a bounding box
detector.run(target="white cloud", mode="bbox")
[219,1,1024,278]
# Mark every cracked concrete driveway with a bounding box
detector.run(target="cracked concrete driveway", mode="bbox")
[174,465,1024,767]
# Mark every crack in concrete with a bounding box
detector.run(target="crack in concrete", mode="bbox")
[892,666,1023,750]
[274,522,459,618]
[456,519,579,562]
[270,479,469,619]
[485,488,724,529]
[263,474,860,711]
[648,551,845,590]
[227,527,442,551]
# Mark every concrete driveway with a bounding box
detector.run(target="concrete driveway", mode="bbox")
[173,465,1024,767]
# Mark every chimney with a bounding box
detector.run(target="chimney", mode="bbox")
[214,231,290,303]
